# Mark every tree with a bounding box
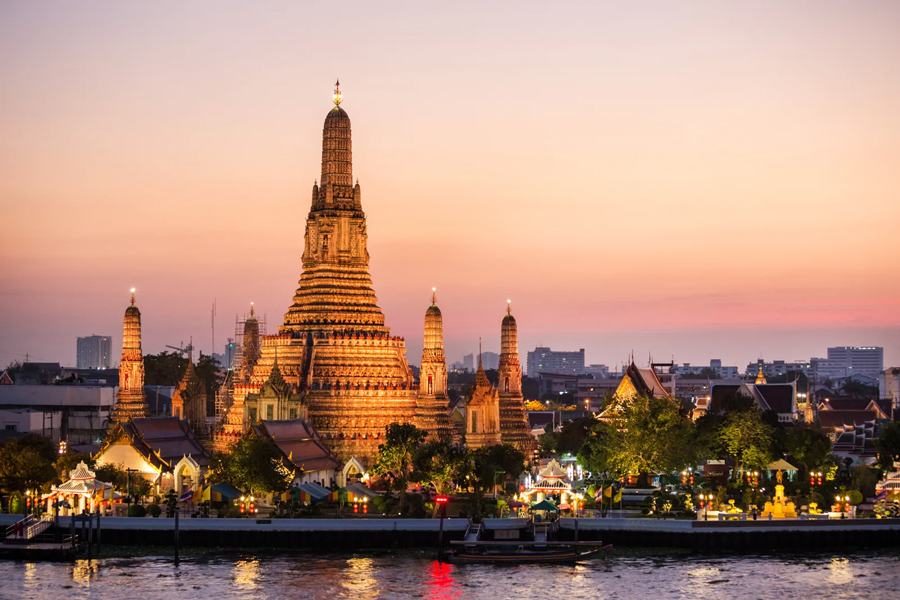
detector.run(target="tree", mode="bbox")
[876,421,900,471]
[537,431,558,455]
[0,434,58,494]
[144,351,188,386]
[557,417,596,456]
[413,440,472,499]
[577,395,694,480]
[372,423,428,515]
[719,409,776,480]
[194,353,224,414]
[785,427,832,473]
[55,451,95,480]
[212,436,291,495]
[472,444,526,496]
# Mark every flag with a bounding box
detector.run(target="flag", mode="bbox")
[875,489,887,501]
[613,488,623,503]
[179,489,194,502]
[603,486,613,498]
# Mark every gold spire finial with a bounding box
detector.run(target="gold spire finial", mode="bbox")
[507,299,511,315]
[432,287,437,305]
[333,79,342,106]
[250,302,255,318]
[479,338,482,367]
[130,288,136,305]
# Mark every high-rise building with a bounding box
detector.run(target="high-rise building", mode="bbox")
[462,354,474,371]
[76,335,112,369]
[526,347,585,376]
[480,351,500,371]
[824,347,884,381]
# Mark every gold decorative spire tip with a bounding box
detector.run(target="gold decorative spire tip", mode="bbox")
[431,287,437,305]
[250,301,255,317]
[507,299,511,315]
[130,288,136,305]
[333,79,342,106]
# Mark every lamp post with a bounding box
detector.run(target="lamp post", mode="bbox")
[435,495,449,560]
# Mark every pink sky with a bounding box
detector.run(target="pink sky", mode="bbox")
[1,1,899,370]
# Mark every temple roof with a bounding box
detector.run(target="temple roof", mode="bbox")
[538,459,568,479]
[752,384,794,414]
[106,416,209,470]
[252,419,341,473]
[326,106,349,120]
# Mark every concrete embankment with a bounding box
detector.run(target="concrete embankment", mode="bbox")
[558,517,900,552]
[4,515,900,551]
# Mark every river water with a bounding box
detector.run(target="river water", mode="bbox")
[1,551,897,600]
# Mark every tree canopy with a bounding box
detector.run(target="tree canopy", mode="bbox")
[875,421,900,471]
[0,434,57,493]
[719,409,776,479]
[578,395,694,479]
[209,435,291,495]
[372,423,428,514]
[785,427,832,473]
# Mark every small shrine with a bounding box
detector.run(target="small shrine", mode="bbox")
[523,459,572,503]
[42,461,120,516]
[761,470,797,519]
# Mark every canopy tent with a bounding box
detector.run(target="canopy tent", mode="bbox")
[529,500,559,512]
[198,483,242,503]
[766,459,798,471]
[278,487,312,503]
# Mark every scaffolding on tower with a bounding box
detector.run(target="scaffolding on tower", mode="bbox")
[213,310,266,423]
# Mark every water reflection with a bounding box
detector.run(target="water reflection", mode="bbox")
[2,552,899,600]
[827,557,853,585]
[71,559,97,584]
[232,558,260,590]
[341,557,379,599]
[423,561,459,600]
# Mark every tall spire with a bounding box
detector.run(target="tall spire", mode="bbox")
[109,289,149,433]
[432,287,437,305]
[333,78,342,106]
[320,81,352,189]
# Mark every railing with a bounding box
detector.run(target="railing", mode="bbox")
[4,513,54,541]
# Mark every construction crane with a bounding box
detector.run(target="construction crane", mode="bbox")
[165,340,194,358]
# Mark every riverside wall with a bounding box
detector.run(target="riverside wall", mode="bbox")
[3,515,900,551]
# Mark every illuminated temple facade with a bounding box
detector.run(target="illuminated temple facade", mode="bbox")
[108,290,149,431]
[214,84,419,463]
[213,84,532,464]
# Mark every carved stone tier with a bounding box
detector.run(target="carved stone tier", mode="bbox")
[109,297,148,433]
[498,310,536,454]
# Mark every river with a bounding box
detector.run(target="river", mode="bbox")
[1,550,897,599]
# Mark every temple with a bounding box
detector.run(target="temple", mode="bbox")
[497,302,537,453]
[466,348,501,448]
[415,289,454,440]
[108,289,149,430]
[171,348,207,437]
[214,82,418,464]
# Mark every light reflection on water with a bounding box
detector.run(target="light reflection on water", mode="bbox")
[0,551,898,600]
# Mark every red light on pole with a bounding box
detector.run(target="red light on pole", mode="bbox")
[435,495,449,505]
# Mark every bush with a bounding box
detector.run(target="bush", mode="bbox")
[9,492,26,514]
[127,504,147,517]
[848,490,864,505]
[219,504,242,518]
[146,503,162,517]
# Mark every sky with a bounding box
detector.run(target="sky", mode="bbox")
[1,1,899,372]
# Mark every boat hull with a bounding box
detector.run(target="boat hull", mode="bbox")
[444,547,604,565]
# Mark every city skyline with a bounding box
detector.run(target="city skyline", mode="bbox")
[2,2,899,370]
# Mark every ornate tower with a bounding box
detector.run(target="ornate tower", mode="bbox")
[109,289,149,432]
[466,351,501,449]
[498,302,537,453]
[239,304,261,382]
[416,289,453,440]
[171,350,207,437]
[216,83,418,464]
